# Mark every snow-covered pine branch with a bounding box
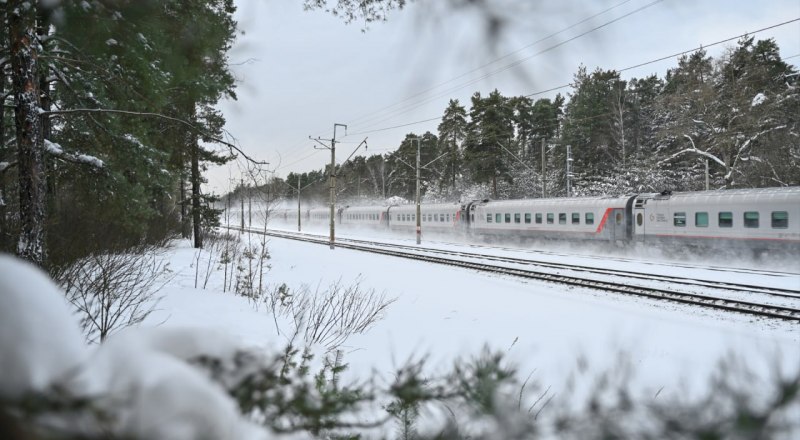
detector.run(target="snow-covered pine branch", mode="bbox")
[44,139,105,168]
[43,108,268,165]
[658,135,726,168]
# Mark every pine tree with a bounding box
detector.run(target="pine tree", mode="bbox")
[463,90,514,198]
[437,99,467,191]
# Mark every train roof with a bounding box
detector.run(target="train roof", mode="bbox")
[388,203,461,212]
[476,195,631,209]
[638,187,800,204]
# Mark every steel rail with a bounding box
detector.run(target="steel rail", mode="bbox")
[232,227,800,322]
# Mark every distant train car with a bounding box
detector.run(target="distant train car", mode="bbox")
[386,203,460,234]
[263,187,799,256]
[632,187,800,254]
[463,196,632,243]
[308,207,334,224]
[340,205,389,228]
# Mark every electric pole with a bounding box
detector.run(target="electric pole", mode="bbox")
[566,145,573,198]
[414,137,421,245]
[297,174,302,232]
[397,137,448,245]
[541,139,546,198]
[310,123,347,250]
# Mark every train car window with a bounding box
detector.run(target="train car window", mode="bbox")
[772,211,788,228]
[673,212,687,227]
[546,213,554,224]
[440,214,445,222]
[572,213,580,224]
[505,213,511,223]
[496,213,502,223]
[718,212,733,228]
[435,214,439,222]
[558,213,566,224]
[695,212,708,227]
[514,213,521,223]
[536,213,542,224]
[525,213,531,224]
[744,212,759,228]
[585,213,595,225]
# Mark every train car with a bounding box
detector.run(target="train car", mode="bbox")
[340,205,389,228]
[632,187,800,254]
[259,187,798,257]
[387,203,461,233]
[308,207,334,224]
[464,196,633,243]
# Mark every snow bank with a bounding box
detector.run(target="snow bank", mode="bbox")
[0,255,271,439]
[0,255,87,400]
[77,331,267,440]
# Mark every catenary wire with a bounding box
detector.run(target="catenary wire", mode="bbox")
[344,17,800,137]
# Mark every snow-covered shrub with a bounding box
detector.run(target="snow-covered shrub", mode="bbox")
[52,245,173,344]
[265,278,396,353]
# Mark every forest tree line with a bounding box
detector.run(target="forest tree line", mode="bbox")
[267,36,798,207]
[0,0,240,269]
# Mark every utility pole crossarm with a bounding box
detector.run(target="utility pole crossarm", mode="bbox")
[421,151,450,170]
[310,136,332,150]
[497,141,535,172]
[342,137,368,164]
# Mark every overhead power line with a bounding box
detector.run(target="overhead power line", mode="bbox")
[345,0,665,134]
[525,17,800,97]
[342,0,637,128]
[272,0,657,169]
[344,16,800,138]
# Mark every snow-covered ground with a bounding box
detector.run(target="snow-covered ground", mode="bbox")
[3,220,798,438]
[149,225,799,402]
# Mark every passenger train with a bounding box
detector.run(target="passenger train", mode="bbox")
[271,187,800,255]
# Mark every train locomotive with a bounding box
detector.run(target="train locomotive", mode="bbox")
[272,187,800,255]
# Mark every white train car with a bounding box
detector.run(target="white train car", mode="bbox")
[633,187,800,253]
[340,205,388,228]
[466,196,632,242]
[386,203,460,233]
[308,207,333,224]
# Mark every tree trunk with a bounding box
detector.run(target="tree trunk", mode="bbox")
[0,54,7,252]
[451,136,456,190]
[191,130,202,248]
[180,163,190,239]
[10,1,46,267]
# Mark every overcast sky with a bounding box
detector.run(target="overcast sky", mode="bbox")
[208,0,800,193]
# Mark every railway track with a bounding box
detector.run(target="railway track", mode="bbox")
[232,227,800,323]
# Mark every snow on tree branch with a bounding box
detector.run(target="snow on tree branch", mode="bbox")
[44,139,105,168]
[658,135,727,168]
[43,108,268,165]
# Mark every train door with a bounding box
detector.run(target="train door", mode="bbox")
[632,197,647,242]
[610,208,626,242]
